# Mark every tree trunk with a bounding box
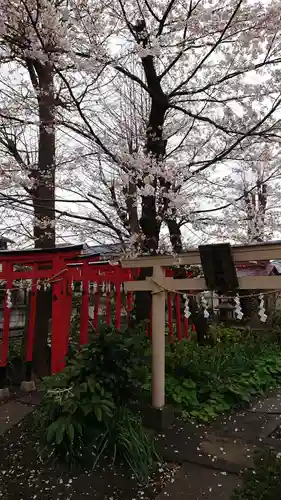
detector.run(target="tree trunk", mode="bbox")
[133,34,168,323]
[29,61,55,377]
[166,217,182,255]
[32,62,55,249]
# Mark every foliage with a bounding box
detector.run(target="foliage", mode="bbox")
[208,324,248,344]
[232,450,281,499]
[162,333,281,422]
[93,406,159,481]
[36,372,115,463]
[68,325,150,405]
[271,309,281,342]
[36,326,156,480]
[8,339,22,361]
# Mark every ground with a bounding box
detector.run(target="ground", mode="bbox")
[2,389,281,499]
[0,393,177,500]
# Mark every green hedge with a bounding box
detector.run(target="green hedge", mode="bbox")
[162,329,281,422]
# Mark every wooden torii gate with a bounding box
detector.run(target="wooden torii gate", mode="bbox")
[122,241,281,414]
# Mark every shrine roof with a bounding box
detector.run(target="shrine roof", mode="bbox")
[0,244,84,257]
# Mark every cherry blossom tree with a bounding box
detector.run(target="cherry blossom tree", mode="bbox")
[41,0,281,324]
[52,0,281,259]
[192,140,281,244]
[0,0,64,375]
[0,2,61,248]
[2,0,281,328]
[2,0,281,255]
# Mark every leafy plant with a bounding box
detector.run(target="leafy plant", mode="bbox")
[164,334,281,422]
[36,325,156,481]
[208,324,247,344]
[232,450,281,499]
[75,325,150,405]
[36,368,115,463]
[93,406,159,482]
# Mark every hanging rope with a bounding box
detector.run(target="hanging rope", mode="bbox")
[150,278,281,300]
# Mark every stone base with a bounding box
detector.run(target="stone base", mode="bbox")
[142,405,175,431]
[0,387,10,400]
[20,380,36,392]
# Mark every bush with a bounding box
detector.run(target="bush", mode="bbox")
[36,326,157,481]
[232,450,281,499]
[163,335,281,422]
[208,324,247,344]
[36,364,115,463]
[78,325,150,405]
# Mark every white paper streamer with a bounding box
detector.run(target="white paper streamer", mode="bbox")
[6,289,12,309]
[234,294,243,320]
[258,293,267,323]
[26,280,32,293]
[183,294,191,318]
[201,292,209,318]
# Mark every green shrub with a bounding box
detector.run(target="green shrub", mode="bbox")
[232,450,281,499]
[79,326,150,405]
[36,363,115,463]
[163,336,281,422]
[36,326,157,481]
[208,324,247,344]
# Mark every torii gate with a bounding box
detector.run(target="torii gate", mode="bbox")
[122,241,281,416]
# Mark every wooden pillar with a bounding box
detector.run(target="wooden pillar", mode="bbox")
[51,257,64,374]
[80,263,89,345]
[151,266,165,409]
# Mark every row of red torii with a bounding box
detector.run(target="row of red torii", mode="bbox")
[0,244,197,379]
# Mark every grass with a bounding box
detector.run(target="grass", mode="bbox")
[161,326,281,422]
[232,451,281,499]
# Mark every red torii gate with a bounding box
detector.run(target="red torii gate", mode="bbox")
[0,245,194,390]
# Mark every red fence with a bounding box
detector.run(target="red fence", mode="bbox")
[0,246,195,379]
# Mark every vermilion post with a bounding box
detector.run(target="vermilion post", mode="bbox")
[115,282,121,330]
[175,293,182,340]
[93,284,100,334]
[106,284,111,325]
[64,278,72,357]
[51,257,65,374]
[25,278,37,362]
[0,266,12,368]
[80,275,89,345]
[167,293,174,342]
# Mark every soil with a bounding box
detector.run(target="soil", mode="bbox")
[0,415,178,500]
[270,424,281,440]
